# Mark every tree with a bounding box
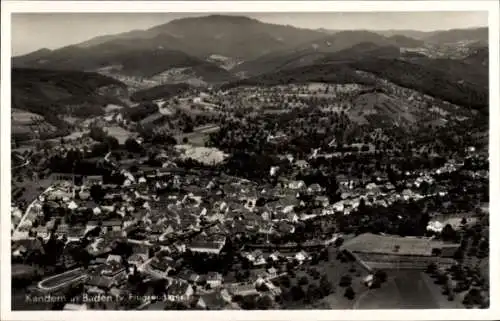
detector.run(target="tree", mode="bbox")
[319,275,333,296]
[426,263,437,274]
[441,224,457,242]
[290,285,305,301]
[344,286,355,300]
[339,275,352,287]
[298,276,309,286]
[125,138,142,153]
[374,270,388,283]
[256,295,273,310]
[90,184,105,202]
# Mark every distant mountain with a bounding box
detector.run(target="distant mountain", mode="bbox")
[233,41,401,77]
[295,30,395,53]
[374,27,488,45]
[423,27,488,44]
[71,15,326,61]
[386,35,425,48]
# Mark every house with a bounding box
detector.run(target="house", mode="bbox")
[206,271,223,288]
[196,291,229,310]
[84,175,103,186]
[315,196,330,207]
[266,267,278,279]
[363,274,374,287]
[128,253,148,267]
[166,281,194,303]
[295,160,310,169]
[228,283,259,297]
[288,180,306,190]
[295,250,311,264]
[268,251,282,262]
[102,220,122,232]
[307,183,323,194]
[245,250,266,266]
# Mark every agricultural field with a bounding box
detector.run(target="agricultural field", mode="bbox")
[11,177,53,206]
[352,270,441,309]
[105,126,134,144]
[175,124,220,147]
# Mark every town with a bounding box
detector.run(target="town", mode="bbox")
[9,11,490,312]
[11,79,489,310]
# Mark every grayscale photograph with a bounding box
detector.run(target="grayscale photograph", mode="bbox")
[9,10,490,311]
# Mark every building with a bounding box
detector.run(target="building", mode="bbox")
[166,281,194,303]
[206,272,223,288]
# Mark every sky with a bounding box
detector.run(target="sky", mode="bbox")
[11,11,488,56]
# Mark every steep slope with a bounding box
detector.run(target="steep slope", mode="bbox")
[13,41,235,84]
[12,68,128,120]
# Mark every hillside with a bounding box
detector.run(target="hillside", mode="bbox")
[221,63,375,89]
[223,57,488,113]
[233,42,401,77]
[295,30,396,53]
[423,27,488,45]
[12,68,128,130]
[350,58,488,112]
[463,47,489,67]
[130,83,192,102]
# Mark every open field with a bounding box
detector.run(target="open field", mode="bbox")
[353,270,439,309]
[341,233,454,257]
[175,124,220,147]
[11,177,54,205]
[105,126,134,144]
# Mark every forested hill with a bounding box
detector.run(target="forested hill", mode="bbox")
[12,68,128,118]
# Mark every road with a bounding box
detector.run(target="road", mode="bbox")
[12,160,30,170]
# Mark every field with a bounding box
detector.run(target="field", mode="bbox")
[105,126,134,144]
[279,245,371,309]
[175,124,220,147]
[352,270,440,309]
[341,233,452,257]
[11,177,53,205]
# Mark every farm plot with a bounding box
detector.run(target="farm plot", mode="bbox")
[352,270,440,309]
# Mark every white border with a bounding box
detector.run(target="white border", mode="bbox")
[1,1,499,321]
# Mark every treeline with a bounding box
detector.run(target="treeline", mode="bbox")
[123,102,159,122]
[220,63,375,89]
[131,83,191,102]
